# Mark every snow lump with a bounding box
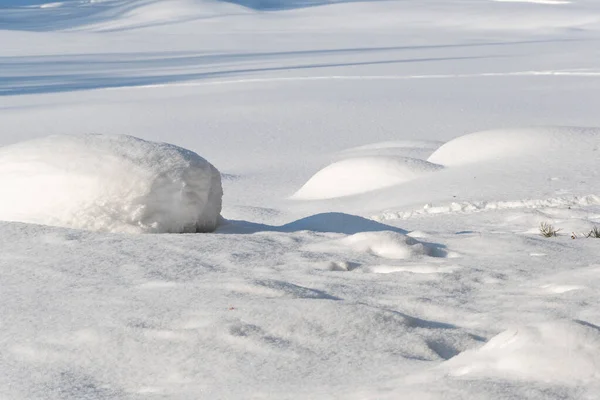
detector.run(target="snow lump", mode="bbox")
[428,126,600,166]
[292,156,442,200]
[0,134,222,233]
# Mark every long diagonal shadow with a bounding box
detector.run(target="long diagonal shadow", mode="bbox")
[0,55,494,96]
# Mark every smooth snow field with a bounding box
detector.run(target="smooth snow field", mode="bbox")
[2,0,600,399]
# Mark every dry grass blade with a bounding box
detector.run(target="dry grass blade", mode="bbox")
[587,226,600,238]
[539,222,560,237]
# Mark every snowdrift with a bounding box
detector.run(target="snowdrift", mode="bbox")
[0,134,222,233]
[443,320,600,383]
[428,126,600,167]
[292,156,442,200]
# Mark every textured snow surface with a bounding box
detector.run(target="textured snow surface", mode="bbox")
[0,134,222,233]
[3,0,600,398]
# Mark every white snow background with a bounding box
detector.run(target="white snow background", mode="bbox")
[2,0,600,399]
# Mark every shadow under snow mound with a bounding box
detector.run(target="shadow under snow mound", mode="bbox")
[428,126,600,167]
[443,319,600,383]
[292,156,443,200]
[218,212,407,235]
[0,134,222,233]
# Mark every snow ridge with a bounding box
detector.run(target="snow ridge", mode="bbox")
[375,195,600,221]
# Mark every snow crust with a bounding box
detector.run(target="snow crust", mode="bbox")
[0,134,222,233]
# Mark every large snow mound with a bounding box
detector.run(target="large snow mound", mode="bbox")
[443,320,600,383]
[428,126,600,167]
[292,156,443,200]
[0,134,222,233]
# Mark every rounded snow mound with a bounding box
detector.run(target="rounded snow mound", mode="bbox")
[307,231,447,259]
[428,126,600,167]
[0,134,222,234]
[338,231,444,259]
[292,156,443,200]
[443,320,600,383]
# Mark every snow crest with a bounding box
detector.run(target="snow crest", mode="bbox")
[0,134,222,233]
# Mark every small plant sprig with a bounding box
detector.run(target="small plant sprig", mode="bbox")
[587,226,600,238]
[539,222,561,237]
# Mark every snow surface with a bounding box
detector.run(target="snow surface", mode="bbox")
[2,0,600,398]
[0,134,222,233]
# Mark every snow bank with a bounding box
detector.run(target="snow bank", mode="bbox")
[428,127,600,167]
[0,134,222,233]
[443,320,600,383]
[292,156,442,200]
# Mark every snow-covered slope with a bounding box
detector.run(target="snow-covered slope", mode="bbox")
[2,0,600,398]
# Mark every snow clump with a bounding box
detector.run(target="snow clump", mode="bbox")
[0,134,222,233]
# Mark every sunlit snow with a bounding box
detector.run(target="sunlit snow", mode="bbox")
[2,0,600,399]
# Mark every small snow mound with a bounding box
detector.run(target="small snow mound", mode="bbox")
[0,134,222,233]
[292,156,443,200]
[308,231,445,260]
[428,126,600,167]
[443,320,600,383]
[340,231,442,259]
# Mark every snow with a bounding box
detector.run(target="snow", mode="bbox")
[2,0,600,398]
[427,126,600,166]
[306,230,447,259]
[442,320,600,383]
[293,156,443,199]
[0,134,222,233]
[295,126,600,201]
